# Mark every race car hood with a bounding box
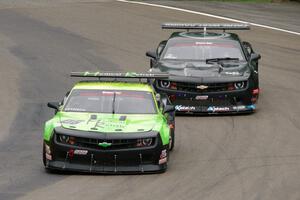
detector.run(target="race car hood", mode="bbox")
[155,60,250,82]
[58,112,162,133]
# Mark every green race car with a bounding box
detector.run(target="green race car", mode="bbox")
[43,72,175,174]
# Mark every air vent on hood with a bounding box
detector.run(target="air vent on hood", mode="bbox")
[119,116,127,121]
[90,115,97,120]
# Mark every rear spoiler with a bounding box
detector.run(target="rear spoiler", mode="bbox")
[161,23,250,31]
[71,71,169,80]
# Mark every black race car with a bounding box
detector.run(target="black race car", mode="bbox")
[147,23,261,114]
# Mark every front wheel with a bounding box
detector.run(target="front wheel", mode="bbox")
[42,143,46,166]
[169,129,175,151]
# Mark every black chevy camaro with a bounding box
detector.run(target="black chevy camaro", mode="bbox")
[147,23,261,114]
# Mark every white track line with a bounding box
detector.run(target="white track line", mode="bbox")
[117,0,300,36]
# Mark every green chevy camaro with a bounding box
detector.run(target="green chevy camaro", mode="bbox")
[43,72,175,173]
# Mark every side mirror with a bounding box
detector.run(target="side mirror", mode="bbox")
[250,53,261,61]
[47,102,60,110]
[163,105,175,114]
[146,51,157,59]
[242,41,253,55]
[156,40,167,56]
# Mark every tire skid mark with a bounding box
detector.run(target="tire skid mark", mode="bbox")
[202,119,246,200]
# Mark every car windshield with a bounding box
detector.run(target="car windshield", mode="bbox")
[161,40,245,61]
[64,89,157,114]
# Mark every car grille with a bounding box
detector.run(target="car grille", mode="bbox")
[163,81,247,93]
[55,134,156,150]
[177,82,226,93]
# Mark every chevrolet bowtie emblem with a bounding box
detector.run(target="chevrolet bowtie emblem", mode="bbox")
[98,142,112,148]
[197,85,208,90]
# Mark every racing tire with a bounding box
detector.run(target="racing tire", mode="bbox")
[169,129,175,151]
[42,143,46,167]
[42,143,56,173]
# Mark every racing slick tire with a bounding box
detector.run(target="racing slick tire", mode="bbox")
[42,143,56,173]
[169,129,175,151]
[42,143,46,167]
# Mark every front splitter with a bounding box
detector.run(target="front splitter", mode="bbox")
[45,160,167,174]
[174,104,256,114]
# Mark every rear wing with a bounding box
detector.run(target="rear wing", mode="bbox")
[70,71,169,81]
[161,23,250,31]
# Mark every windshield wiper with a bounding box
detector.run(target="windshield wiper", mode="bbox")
[112,92,116,114]
[206,57,239,64]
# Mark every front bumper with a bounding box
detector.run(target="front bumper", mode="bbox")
[174,102,256,114]
[156,86,257,114]
[44,128,168,174]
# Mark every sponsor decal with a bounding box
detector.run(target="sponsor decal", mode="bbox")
[74,71,168,78]
[224,71,241,76]
[64,108,86,112]
[195,42,213,45]
[61,119,84,125]
[125,72,138,77]
[91,119,126,129]
[233,105,246,110]
[246,105,256,110]
[195,95,208,100]
[175,105,196,111]
[74,149,88,155]
[196,85,208,90]
[207,106,230,112]
[233,105,255,111]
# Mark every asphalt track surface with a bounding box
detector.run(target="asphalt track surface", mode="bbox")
[0,1,299,200]
[140,0,300,33]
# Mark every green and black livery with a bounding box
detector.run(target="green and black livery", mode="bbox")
[43,72,175,174]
